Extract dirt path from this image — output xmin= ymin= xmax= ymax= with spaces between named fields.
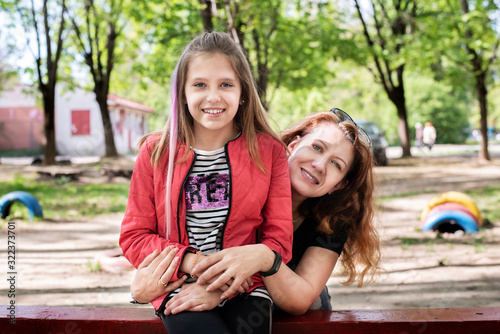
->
xmin=1 ymin=155 xmax=500 ymax=310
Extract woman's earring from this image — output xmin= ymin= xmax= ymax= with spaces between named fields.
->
xmin=240 ymin=100 xmax=245 ymax=105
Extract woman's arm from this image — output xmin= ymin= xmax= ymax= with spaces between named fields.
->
xmin=131 ymin=247 xmax=253 ymax=306
xmin=193 ymin=244 xmax=273 ymax=297
xmin=263 ymin=246 xmax=338 ymax=315
xmin=194 ymin=244 xmax=339 ymax=315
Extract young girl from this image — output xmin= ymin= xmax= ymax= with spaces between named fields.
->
xmin=131 ymin=110 xmax=381 ymax=316
xmin=119 ymin=31 xmax=293 ymax=333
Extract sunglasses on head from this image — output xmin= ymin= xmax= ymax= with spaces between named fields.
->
xmin=330 ymin=108 xmax=372 ymax=148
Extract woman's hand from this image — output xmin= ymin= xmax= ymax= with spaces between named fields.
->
xmin=130 ymin=246 xmax=187 ymax=304
xmin=192 ymin=244 xmax=274 ymax=300
xmin=164 ymin=283 xmax=222 ymax=315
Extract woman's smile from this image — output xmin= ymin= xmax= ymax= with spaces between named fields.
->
xmin=301 ymin=168 xmax=319 ymax=185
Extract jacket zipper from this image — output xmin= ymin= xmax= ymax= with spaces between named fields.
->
xmin=176 ymin=152 xmax=197 ymax=243
xmin=219 ymin=142 xmax=232 ymax=250
xmin=177 ymin=134 xmax=239 ymax=249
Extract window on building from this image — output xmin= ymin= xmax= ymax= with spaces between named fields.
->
xmin=71 ymin=110 xmax=90 ymax=135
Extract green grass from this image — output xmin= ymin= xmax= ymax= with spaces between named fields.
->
xmin=0 ymin=174 xmax=129 ymax=221
xmin=465 ymin=186 xmax=500 ymax=224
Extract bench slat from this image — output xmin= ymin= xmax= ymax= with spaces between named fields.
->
xmin=2 ymin=306 xmax=499 ymax=334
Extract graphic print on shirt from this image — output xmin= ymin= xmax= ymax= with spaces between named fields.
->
xmin=185 ymin=173 xmax=230 ymax=210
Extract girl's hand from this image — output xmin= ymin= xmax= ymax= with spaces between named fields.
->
xmin=164 ymin=283 xmax=222 ymax=315
xmin=191 ymin=244 xmax=274 ymax=299
xmin=131 ymin=246 xmax=187 ymax=304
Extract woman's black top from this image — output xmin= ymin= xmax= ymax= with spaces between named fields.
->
xmin=287 ymin=214 xmax=348 ymax=270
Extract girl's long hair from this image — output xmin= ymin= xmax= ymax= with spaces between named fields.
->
xmin=281 ymin=111 xmax=381 ymax=287
xmin=138 ymin=31 xmax=282 ymax=236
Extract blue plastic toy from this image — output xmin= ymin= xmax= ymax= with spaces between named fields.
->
xmin=421 ymin=210 xmax=479 ymax=234
xmin=0 ymin=191 xmax=43 ymax=222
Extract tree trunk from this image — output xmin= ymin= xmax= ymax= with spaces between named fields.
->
xmin=476 ymin=73 xmax=490 ymax=161
xmin=256 ymin=63 xmax=268 ymax=109
xmin=461 ymin=0 xmax=491 ymax=162
xmin=199 ymin=0 xmax=213 ymax=31
xmin=41 ymin=86 xmax=57 ymax=165
xmin=386 ymin=70 xmax=411 ymax=157
xmin=95 ymin=90 xmax=118 ymax=157
xmin=396 ymin=103 xmax=411 ymax=157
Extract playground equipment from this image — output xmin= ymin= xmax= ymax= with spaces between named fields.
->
xmin=420 ymin=191 xmax=482 ymax=234
xmin=0 ymin=191 xmax=43 ymax=222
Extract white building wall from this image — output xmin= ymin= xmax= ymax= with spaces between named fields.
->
xmin=55 ymin=85 xmax=106 ymax=156
xmin=110 ymin=109 xmax=148 ymax=155
xmin=1 ymin=84 xmax=151 ymax=156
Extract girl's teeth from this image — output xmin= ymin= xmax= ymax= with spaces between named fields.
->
xmin=204 ymin=109 xmax=223 ymax=114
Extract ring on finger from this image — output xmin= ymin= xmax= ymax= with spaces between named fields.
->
xmin=159 ymin=279 xmax=168 ymax=288
xmin=223 ymin=271 xmax=233 ymax=279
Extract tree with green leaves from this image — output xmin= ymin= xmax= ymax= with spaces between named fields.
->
xmin=119 ymin=0 xmax=342 ymax=118
xmin=69 ymin=0 xmax=127 ymax=158
xmin=351 ymin=0 xmax=418 ymax=157
xmin=3 ymin=0 xmax=70 ymax=165
xmin=418 ymin=0 xmax=499 ymax=161
xmin=458 ymin=0 xmax=498 ymax=161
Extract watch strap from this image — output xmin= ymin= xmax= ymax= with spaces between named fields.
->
xmin=259 ymin=250 xmax=282 ymax=277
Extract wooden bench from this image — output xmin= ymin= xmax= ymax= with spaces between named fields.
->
xmin=2 ymin=305 xmax=499 ymax=333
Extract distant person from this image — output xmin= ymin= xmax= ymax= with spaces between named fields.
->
xmin=423 ymin=122 xmax=437 ymax=150
xmin=415 ymin=122 xmax=423 ymax=148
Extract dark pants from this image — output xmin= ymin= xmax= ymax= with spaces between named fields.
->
xmin=159 ymin=295 xmax=272 ymax=334
xmin=318 ymin=285 xmax=332 ymax=310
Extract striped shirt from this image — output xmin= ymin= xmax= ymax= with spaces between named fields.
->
xmin=180 ymin=144 xmax=271 ymax=303
xmin=185 ymin=147 xmax=229 ymax=254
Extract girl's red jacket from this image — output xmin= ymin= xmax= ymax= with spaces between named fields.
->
xmin=119 ymin=133 xmax=293 ymax=310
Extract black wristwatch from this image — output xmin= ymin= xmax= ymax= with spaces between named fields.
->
xmin=259 ymin=250 xmax=282 ymax=277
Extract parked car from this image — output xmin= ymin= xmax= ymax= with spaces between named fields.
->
xmin=357 ymin=120 xmax=388 ymax=166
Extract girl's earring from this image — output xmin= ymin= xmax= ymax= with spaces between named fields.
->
xmin=240 ymin=100 xmax=245 ymax=105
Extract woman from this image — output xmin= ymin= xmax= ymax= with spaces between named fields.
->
xmin=130 ymin=109 xmax=381 ymax=316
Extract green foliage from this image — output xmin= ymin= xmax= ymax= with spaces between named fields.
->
xmin=86 ymin=260 xmax=102 ymax=272
xmin=2 ymin=0 xmax=499 ymax=150
xmin=259 ymin=1 xmax=344 ymax=93
xmin=417 ymin=0 xmax=499 ymax=88
xmin=406 ymin=75 xmax=471 ymax=144
xmin=0 ymin=175 xmax=130 ymax=221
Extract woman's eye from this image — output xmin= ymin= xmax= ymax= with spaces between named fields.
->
xmin=332 ymin=160 xmax=341 ymax=169
xmin=194 ymin=83 xmax=205 ymax=87
xmin=221 ymin=83 xmax=233 ymax=88
xmin=312 ymin=144 xmax=321 ymax=151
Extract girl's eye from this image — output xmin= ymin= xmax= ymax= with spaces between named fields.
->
xmin=332 ymin=160 xmax=341 ymax=170
xmin=221 ymin=83 xmax=233 ymax=88
xmin=194 ymin=83 xmax=205 ymax=87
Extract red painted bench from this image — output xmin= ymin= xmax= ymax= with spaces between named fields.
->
xmin=2 ymin=305 xmax=499 ymax=334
